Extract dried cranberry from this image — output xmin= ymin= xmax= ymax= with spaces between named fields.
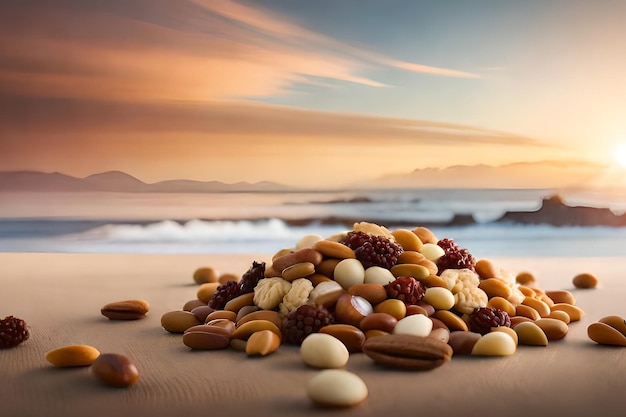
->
xmin=239 ymin=261 xmax=266 ymax=294
xmin=468 ymin=307 xmax=511 ymax=334
xmin=343 ymin=231 xmax=403 ymax=269
xmin=436 ymin=238 xmax=476 ymax=272
xmin=207 ymin=280 xmax=240 ymax=310
xmin=385 ymin=277 xmax=426 ymax=305
xmin=282 ymin=304 xmax=334 ymax=345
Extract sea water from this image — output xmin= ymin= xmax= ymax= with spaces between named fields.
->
xmin=0 ymin=189 xmax=625 ymax=257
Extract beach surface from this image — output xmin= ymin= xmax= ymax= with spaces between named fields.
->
xmin=1 ymin=253 xmax=624 ymax=417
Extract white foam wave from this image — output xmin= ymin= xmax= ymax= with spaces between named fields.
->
xmin=72 ymin=218 xmax=346 ymax=243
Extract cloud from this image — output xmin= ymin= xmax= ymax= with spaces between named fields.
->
xmin=0 ymin=0 xmax=479 ymax=105
xmin=192 ymin=0 xmax=480 ymax=79
xmin=0 ymin=94 xmax=543 ymax=148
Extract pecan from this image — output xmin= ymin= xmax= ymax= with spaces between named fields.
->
xmin=362 ymin=334 xmax=453 ymax=371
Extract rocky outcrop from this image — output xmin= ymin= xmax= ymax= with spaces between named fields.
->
xmin=496 ymin=195 xmax=626 ymax=227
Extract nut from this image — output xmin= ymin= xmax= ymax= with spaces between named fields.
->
xmin=573 ymin=272 xmax=599 ymax=289
xmin=101 ymin=299 xmax=150 ymax=320
xmin=362 ymin=334 xmax=452 ymax=370
xmin=471 ymin=332 xmax=516 ymax=356
xmin=307 ymin=370 xmax=368 ymax=408
xmin=319 ymin=324 xmax=366 ymax=353
xmin=587 ymin=322 xmax=626 ymax=347
xmin=193 ymin=267 xmax=218 ymax=284
xmin=334 ymin=294 xmax=373 ymax=327
xmin=246 ymin=329 xmax=281 ymax=356
xmin=45 ymin=345 xmax=101 ymax=367
xmin=91 ymin=353 xmax=139 ymax=388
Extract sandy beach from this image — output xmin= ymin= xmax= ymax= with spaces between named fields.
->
xmin=1 ymin=253 xmax=624 ymax=417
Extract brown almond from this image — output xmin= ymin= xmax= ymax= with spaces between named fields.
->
xmin=308 ymin=273 xmax=332 ymax=286
xmin=573 ymin=272 xmax=598 ymax=289
xmin=272 ymin=248 xmax=324 ymax=272
xmin=223 ymin=292 xmax=255 ymax=312
xmin=246 ymin=329 xmax=281 ymax=356
xmin=475 ymin=259 xmax=498 ymax=279
xmin=535 ymin=318 xmax=569 ymax=341
xmin=312 ymin=240 xmax=356 ymax=260
xmin=161 ymin=310 xmax=200 ymax=333
xmin=91 ymin=353 xmax=139 ymax=388
xmin=319 ymin=324 xmax=366 ymax=353
xmin=522 ymin=297 xmax=551 ymax=318
xmin=193 ymin=267 xmax=218 ymax=284
xmin=548 ymin=310 xmax=571 ymax=324
xmin=397 ymin=251 xmax=426 ymax=265
xmin=348 ymin=283 xmax=388 ymax=305
xmin=45 ymin=345 xmax=101 ymax=367
xmin=359 ymin=312 xmax=398 ymax=333
xmin=204 ymin=310 xmax=237 ymax=323
xmin=363 ymin=334 xmax=452 ymax=370
xmin=478 ymin=278 xmax=512 ymax=299
xmin=545 ymin=290 xmax=576 ymax=305
xmin=183 ymin=324 xmax=232 ymax=349
xmin=390 ymin=264 xmax=430 ymax=280
xmin=315 ymin=258 xmax=341 ymax=279
xmin=282 ymin=262 xmax=315 ymax=281
xmin=515 ymin=271 xmax=536 ymax=285
xmin=448 ymin=331 xmax=481 ymax=355
xmin=432 ymin=310 xmax=468 ymax=332
xmin=236 ymin=310 xmax=283 ymax=329
xmin=550 ymin=303 xmax=584 ymax=322
xmin=391 ymin=229 xmax=423 ymax=252
xmin=517 ymin=285 xmax=536 ymax=298
xmin=418 ymin=274 xmax=447 ymax=288
xmin=182 ymin=299 xmax=206 ymax=312
xmin=231 ymin=319 xmax=281 ymax=341
xmin=515 ymin=304 xmax=541 ymax=321
xmin=487 ymin=296 xmax=516 ymax=318
xmin=587 ymin=322 xmax=626 ymax=346
xmin=196 ymin=282 xmax=220 ymax=303
xmin=101 ymin=299 xmax=150 ymax=320
xmin=365 ymin=329 xmax=390 ymax=339
xmin=412 ymin=227 xmax=437 ymax=244
xmin=598 ymin=315 xmax=626 ymax=336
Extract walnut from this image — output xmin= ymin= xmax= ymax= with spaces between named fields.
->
xmin=279 ymin=278 xmax=314 ymax=316
xmin=494 ymin=266 xmax=525 ymax=306
xmin=253 ymin=277 xmax=292 ymax=310
xmin=440 ymin=268 xmax=488 ymax=314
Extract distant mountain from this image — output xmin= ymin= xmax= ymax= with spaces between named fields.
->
xmin=0 ymin=171 xmax=293 ymax=193
xmin=355 ymin=160 xmax=619 ymax=189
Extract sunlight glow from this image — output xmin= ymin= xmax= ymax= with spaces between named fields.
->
xmin=615 ymin=143 xmax=626 ymax=168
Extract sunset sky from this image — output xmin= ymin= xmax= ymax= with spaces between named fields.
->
xmin=2 ymin=0 xmax=626 ymax=187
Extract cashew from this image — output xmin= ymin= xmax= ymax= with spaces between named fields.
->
xmin=440 ymin=268 xmax=488 ymax=314
xmin=279 ymin=278 xmax=314 ymax=316
xmin=253 ymin=277 xmax=292 ymax=310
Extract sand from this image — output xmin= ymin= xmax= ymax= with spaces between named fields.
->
xmin=1 ymin=253 xmax=625 ymax=417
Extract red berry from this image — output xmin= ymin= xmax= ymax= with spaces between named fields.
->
xmin=0 ymin=316 xmax=30 ymax=349
xmin=282 ymin=304 xmax=334 ymax=345
xmin=343 ymin=231 xmax=403 ymax=269
xmin=468 ymin=307 xmax=511 ymax=334
xmin=436 ymin=238 xmax=476 ymax=272
xmin=385 ymin=277 xmax=426 ymax=305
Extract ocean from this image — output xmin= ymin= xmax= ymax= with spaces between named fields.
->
xmin=0 ymin=188 xmax=625 ymax=257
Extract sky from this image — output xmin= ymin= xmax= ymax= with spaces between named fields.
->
xmin=1 ymin=0 xmax=626 ymax=187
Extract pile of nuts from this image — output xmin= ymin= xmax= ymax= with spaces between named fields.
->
xmin=159 ymin=221 xmax=625 ymax=407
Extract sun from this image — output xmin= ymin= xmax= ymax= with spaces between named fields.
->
xmin=615 ymin=143 xmax=626 ymax=168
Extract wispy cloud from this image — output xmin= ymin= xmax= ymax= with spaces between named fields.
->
xmin=1 ymin=94 xmax=543 ymax=148
xmin=193 ymin=0 xmax=480 ymax=79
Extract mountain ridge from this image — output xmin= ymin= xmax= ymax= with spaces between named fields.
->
xmin=0 ymin=170 xmax=294 ymax=193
